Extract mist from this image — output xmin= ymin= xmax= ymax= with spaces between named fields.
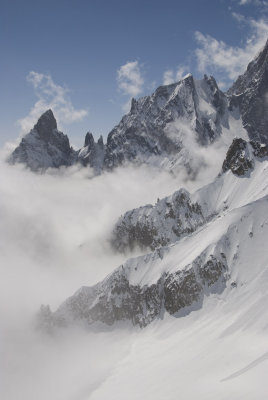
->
xmin=0 ymin=142 xmax=229 ymax=400
xmin=0 ymin=156 xmax=187 ymax=400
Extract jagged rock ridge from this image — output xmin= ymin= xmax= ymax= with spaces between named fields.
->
xmin=112 ymin=188 xmax=205 ymax=252
xmin=9 ymin=75 xmax=233 ymax=172
xmin=38 ymin=250 xmax=228 ymax=329
xmin=9 ymin=41 xmax=268 ymax=172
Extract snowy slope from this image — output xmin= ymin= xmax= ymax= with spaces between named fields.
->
xmin=39 ymin=141 xmax=268 ymax=329
xmin=85 ymin=202 xmax=268 ymax=399
xmin=112 ymin=139 xmax=268 ymax=252
xmin=2 ymin=150 xmax=268 ymax=400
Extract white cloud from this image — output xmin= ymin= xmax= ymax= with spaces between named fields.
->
xmin=163 ymin=65 xmax=188 ymax=85
xmin=163 ymin=70 xmax=174 ymax=85
xmin=239 ymin=0 xmax=253 ymax=4
xmin=231 ymin=11 xmax=247 ymax=23
xmin=117 ymin=61 xmax=144 ymax=112
xmin=117 ymin=61 xmax=144 ymax=97
xmin=0 ymin=156 xmax=184 ymax=399
xmin=195 ymin=17 xmax=268 ymax=87
xmin=19 ymin=72 xmax=88 ymax=133
xmin=238 ymin=0 xmax=268 ymax=6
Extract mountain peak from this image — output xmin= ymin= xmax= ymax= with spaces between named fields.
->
xmin=84 ymin=132 xmax=94 ymax=148
xmin=34 ymin=109 xmax=57 ymax=141
xmin=8 ymin=108 xmax=74 ymax=171
xmin=247 ymin=38 xmax=268 ymax=72
xmin=97 ymin=135 xmax=104 ymax=147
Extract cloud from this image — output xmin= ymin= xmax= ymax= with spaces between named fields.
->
xmin=163 ymin=65 xmax=188 ymax=85
xmin=117 ymin=61 xmax=144 ymax=97
xmin=237 ymin=0 xmax=268 ymax=6
xmin=195 ymin=17 xmax=268 ymax=88
xmin=19 ymin=71 xmax=88 ymax=133
xmin=0 ymin=155 xmax=187 ymax=399
xmin=117 ymin=61 xmax=144 ymax=112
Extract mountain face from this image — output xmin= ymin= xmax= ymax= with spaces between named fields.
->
xmin=228 ymin=40 xmax=268 ymax=144
xmin=9 ymin=110 xmax=76 ymax=171
xmin=102 ymin=74 xmax=229 ymax=172
xmin=37 ymin=139 xmax=268 ymax=329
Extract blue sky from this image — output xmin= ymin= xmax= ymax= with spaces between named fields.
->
xmin=1 ymin=0 xmax=268 ymax=147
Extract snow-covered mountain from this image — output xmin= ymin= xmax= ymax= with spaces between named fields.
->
xmin=8 ymin=73 xmax=240 ymax=174
xmin=37 ymin=138 xmax=268 ymax=329
xmin=4 ymin=39 xmax=268 ymax=400
xmin=101 ymin=73 xmax=230 ymax=173
xmin=111 ymin=138 xmax=268 ymax=253
xmin=10 ymin=40 xmax=268 ymax=174
xmin=9 ymin=110 xmax=77 ymax=171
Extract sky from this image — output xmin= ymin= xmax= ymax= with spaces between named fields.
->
xmin=1 ymin=0 xmax=268 ymax=148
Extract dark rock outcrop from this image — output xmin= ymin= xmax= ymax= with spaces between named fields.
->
xmin=222 ymin=138 xmax=254 ymax=176
xmin=222 ymin=138 xmax=268 ymax=176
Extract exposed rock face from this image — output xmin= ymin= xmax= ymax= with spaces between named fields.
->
xmin=222 ymin=138 xmax=254 ymax=176
xmin=112 ymin=189 xmax=205 ymax=252
xmin=228 ymin=39 xmax=268 ymax=144
xmin=164 ymin=253 xmax=227 ymax=314
xmin=78 ymin=132 xmax=104 ymax=172
xmin=38 ymin=251 xmax=227 ymax=329
xmin=103 ymin=74 xmax=228 ymax=171
xmin=250 ymin=140 xmax=268 ymax=158
xmin=9 ymin=110 xmax=76 ymax=171
xmin=222 ymin=138 xmax=268 ymax=176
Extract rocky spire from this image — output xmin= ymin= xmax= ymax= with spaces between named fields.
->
xmin=8 ymin=109 xmax=75 ymax=171
xmin=34 ymin=109 xmax=57 ymax=141
xmin=84 ymin=132 xmax=95 ymax=148
xmin=97 ymin=135 xmax=104 ymax=147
